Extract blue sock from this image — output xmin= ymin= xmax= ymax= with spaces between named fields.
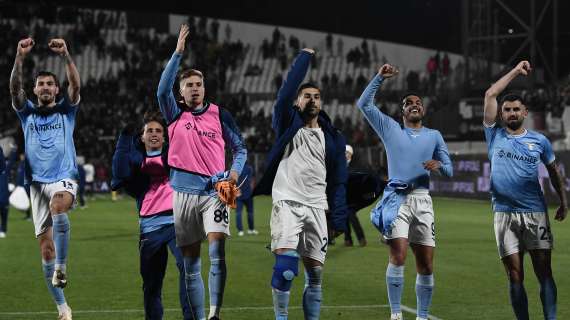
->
xmin=183 ymin=256 xmax=206 ymax=320
xmin=42 ymin=259 xmax=66 ymax=306
xmin=208 ymin=240 xmax=226 ymax=318
xmin=272 ymin=289 xmax=290 ymax=320
xmin=386 ymin=263 xmax=404 ymax=314
xmin=539 ymin=278 xmax=557 ymax=320
xmin=303 ymin=266 xmax=323 ymax=320
xmin=509 ymin=282 xmax=529 ymax=320
xmin=52 ymin=213 xmax=70 ymax=272
xmin=416 ymin=274 xmax=434 ymax=319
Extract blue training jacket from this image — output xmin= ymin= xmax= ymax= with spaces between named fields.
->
xmin=111 ymin=131 xmax=171 ymax=214
xmin=253 ymin=51 xmax=348 ymax=231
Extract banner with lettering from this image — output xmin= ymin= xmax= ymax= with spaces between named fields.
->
xmin=430 ymin=152 xmax=570 ymax=205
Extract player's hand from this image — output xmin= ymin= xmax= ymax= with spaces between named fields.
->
xmin=302 ymin=48 xmax=315 ymax=55
xmin=229 ymin=170 xmax=239 ymax=185
xmin=16 ymin=38 xmax=34 ymax=57
xmin=378 ymin=64 xmax=399 ymax=78
xmin=48 ymin=39 xmax=69 ymax=56
xmin=514 ymin=60 xmax=531 ymax=76
xmin=423 ymin=160 xmax=441 ymax=172
xmin=554 ymin=205 xmax=567 ymax=221
xmin=176 ymin=24 xmax=190 ymax=54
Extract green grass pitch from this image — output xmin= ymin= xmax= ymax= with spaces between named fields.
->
xmin=0 ymin=195 xmax=568 ymax=319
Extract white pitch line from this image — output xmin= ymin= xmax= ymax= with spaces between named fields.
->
xmin=401 ymin=305 xmax=443 ymax=320
xmin=0 ymin=304 xmax=442 ymax=319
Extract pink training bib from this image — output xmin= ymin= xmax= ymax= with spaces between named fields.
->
xmin=139 ymin=156 xmax=173 ymax=216
xmin=168 ymin=103 xmax=226 ymax=176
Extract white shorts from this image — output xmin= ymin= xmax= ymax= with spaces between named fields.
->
xmin=30 ymin=179 xmax=78 ymax=237
xmin=173 ymin=192 xmax=230 ymax=247
xmin=270 ymin=200 xmax=328 ymax=264
xmin=494 ymin=212 xmax=553 ymax=258
xmin=384 ymin=189 xmax=435 ymax=247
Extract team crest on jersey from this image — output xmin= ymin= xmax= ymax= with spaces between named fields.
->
xmin=526 ymin=143 xmax=535 ymax=150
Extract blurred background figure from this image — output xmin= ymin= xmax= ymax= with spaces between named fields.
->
xmin=76 ymin=156 xmax=87 ymax=209
xmin=235 ymin=163 xmax=257 ymax=236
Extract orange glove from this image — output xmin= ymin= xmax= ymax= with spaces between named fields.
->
xmin=214 ymin=180 xmax=239 ymax=209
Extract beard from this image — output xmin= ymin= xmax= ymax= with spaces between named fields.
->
xmin=300 ymin=101 xmax=319 ymax=121
xmin=38 ymin=94 xmax=55 ymax=105
xmin=505 ymin=118 xmax=524 ymax=131
xmin=405 ymin=112 xmax=422 ymax=123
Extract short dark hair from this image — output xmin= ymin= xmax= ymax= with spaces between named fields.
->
xmin=179 ymin=69 xmax=204 ymax=83
xmin=34 ymin=71 xmax=59 ymax=87
xmin=143 ymin=110 xmax=166 ymax=129
xmin=400 ymin=92 xmax=422 ymax=105
xmin=297 ymin=82 xmax=320 ymax=96
xmin=500 ymin=92 xmax=525 ymax=106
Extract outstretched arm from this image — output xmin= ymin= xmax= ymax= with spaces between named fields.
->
xmin=484 ymin=61 xmax=531 ymax=125
xmin=10 ymin=38 xmax=34 ymax=110
xmin=49 ymin=39 xmax=80 ymax=105
xmin=157 ymin=24 xmax=189 ymax=123
xmin=546 ymin=161 xmax=568 ymax=221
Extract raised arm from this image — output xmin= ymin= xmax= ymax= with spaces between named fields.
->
xmin=356 ymin=64 xmax=400 ymax=138
xmin=157 ymin=24 xmax=189 ymax=123
xmin=49 ymin=39 xmax=80 ymax=104
xmin=272 ymin=48 xmax=313 ymax=137
xmin=111 ymin=124 xmax=143 ymax=192
xmin=10 ymin=38 xmax=34 ymax=110
xmin=484 ymin=61 xmax=531 ymax=125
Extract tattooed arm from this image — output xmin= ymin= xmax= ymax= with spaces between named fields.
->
xmin=10 ymin=38 xmax=34 ymax=110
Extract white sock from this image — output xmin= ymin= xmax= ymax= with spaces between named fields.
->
xmin=56 ymin=303 xmax=69 ymax=313
xmin=208 ymin=305 xmax=220 ymax=318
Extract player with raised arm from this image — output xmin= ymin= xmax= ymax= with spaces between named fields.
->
xmin=357 ymin=64 xmax=453 ymax=320
xmin=157 ymin=24 xmax=247 ymax=320
xmin=253 ymin=48 xmax=348 ymax=320
xmin=10 ymin=37 xmax=80 ymax=320
xmin=483 ymin=61 xmax=567 ymax=320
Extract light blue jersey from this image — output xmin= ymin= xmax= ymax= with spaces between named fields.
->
xmin=484 ymin=124 xmax=554 ymax=213
xmin=357 ymin=74 xmax=453 ymax=189
xmin=16 ymin=98 xmax=79 ymax=183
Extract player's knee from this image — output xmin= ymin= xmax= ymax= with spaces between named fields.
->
xmin=181 ymin=242 xmax=201 ymax=258
xmin=50 ymin=196 xmax=72 ymax=214
xmin=40 ymin=240 xmax=55 ymax=260
xmin=271 ymin=251 xmax=299 ymax=291
xmin=389 ymin=253 xmax=406 ymax=266
xmin=507 ymin=269 xmax=524 ymax=283
xmin=305 ymin=266 xmax=323 ymax=287
xmin=417 ymin=263 xmax=433 ymax=275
